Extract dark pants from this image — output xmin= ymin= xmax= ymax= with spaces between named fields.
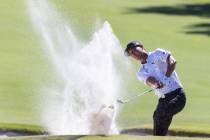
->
xmin=153 ymin=88 xmax=186 ymax=136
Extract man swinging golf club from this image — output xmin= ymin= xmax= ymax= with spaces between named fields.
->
xmin=124 ymin=41 xmax=186 ymax=136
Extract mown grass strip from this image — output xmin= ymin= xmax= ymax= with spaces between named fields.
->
xmin=0 ymin=135 xmax=83 ymax=140
xmin=1 ymin=135 xmax=210 ymax=140
xmin=0 ymin=123 xmax=46 ymax=135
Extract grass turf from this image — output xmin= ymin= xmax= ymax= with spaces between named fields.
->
xmin=1 ymin=135 xmax=210 ymax=140
xmin=0 ymin=123 xmax=45 ymax=134
xmin=0 ymin=0 xmax=210 ymax=137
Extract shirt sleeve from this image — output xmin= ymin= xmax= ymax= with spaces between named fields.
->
xmin=155 ymin=48 xmax=171 ymax=62
xmin=137 ymin=68 xmax=149 ymax=85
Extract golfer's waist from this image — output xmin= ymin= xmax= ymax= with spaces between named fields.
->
xmin=161 ymin=88 xmax=184 ymax=99
xmin=155 ymin=83 xmax=182 ymax=93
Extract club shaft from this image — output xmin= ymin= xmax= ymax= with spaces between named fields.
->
xmin=123 ymin=88 xmax=154 ymax=103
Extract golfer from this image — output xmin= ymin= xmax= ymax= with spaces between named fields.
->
xmin=124 ymin=41 xmax=186 ymax=136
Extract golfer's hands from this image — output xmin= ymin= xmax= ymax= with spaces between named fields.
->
xmin=146 ymin=77 xmax=164 ymax=89
xmin=154 ymin=81 xmax=164 ymax=89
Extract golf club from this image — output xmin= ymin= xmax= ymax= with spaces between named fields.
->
xmin=117 ymin=88 xmax=155 ymax=104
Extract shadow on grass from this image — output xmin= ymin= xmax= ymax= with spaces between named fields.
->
xmin=125 ymin=3 xmax=210 ymax=18
xmin=185 ymin=23 xmax=210 ymax=37
xmin=125 ymin=3 xmax=210 ymax=37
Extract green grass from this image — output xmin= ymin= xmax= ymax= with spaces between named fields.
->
xmin=0 ymin=0 xmax=49 ymax=125
xmin=79 ymin=135 xmax=210 ymax=140
xmin=2 ymin=135 xmax=210 ymax=140
xmin=0 ymin=123 xmax=45 ymax=134
xmin=0 ymin=0 xmax=210 ymax=137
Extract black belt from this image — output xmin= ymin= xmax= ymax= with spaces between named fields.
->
xmin=163 ymin=88 xmax=183 ymax=99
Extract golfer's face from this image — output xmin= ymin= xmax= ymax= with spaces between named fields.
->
xmin=129 ymin=47 xmax=144 ymax=60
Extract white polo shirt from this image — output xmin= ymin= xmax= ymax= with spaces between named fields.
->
xmin=137 ymin=48 xmax=183 ymax=97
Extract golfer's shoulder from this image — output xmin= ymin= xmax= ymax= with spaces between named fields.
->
xmin=152 ymin=48 xmax=169 ymax=57
xmin=154 ymin=48 xmax=167 ymax=54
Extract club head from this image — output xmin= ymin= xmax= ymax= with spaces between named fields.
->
xmin=117 ymin=99 xmax=126 ymax=104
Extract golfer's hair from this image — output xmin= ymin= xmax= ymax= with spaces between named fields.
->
xmin=124 ymin=41 xmax=143 ymax=56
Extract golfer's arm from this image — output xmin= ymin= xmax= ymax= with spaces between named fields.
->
xmin=165 ymin=55 xmax=176 ymax=77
